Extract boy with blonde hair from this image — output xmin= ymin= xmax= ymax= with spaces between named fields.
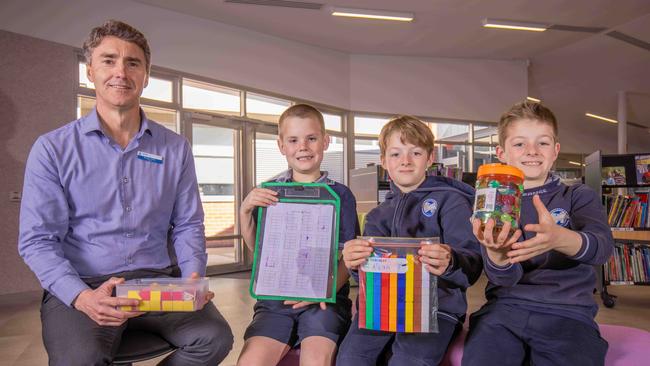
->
xmin=464 ymin=101 xmax=614 ymax=366
xmin=238 ymin=104 xmax=358 ymax=366
xmin=338 ymin=116 xmax=482 ymax=365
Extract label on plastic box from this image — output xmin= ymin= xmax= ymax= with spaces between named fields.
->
xmin=474 ymin=187 xmax=497 ymax=212
xmin=362 ymin=257 xmax=408 ymax=273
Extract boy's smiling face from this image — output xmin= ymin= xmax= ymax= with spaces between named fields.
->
xmin=497 ymin=118 xmax=560 ymax=189
xmin=277 ymin=116 xmax=329 ymax=182
xmin=381 ymin=131 xmax=434 ymax=193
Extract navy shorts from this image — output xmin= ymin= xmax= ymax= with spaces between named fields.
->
xmin=336 ymin=311 xmax=461 ymax=366
xmin=244 ymin=285 xmax=352 ymax=346
xmin=462 ymin=303 xmax=608 ymax=366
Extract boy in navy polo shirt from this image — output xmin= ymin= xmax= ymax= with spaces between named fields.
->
xmin=237 ymin=104 xmax=358 ymax=366
xmin=337 ymin=116 xmax=482 ymax=366
xmin=463 ymin=101 xmax=614 ymax=366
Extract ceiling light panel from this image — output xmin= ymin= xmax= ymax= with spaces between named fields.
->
xmin=331 ymin=7 xmax=414 ymax=22
xmin=482 ymin=18 xmax=548 ymax=32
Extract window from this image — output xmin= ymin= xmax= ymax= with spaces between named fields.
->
xmin=322 ymin=136 xmax=344 ymax=183
xmin=355 ymin=139 xmax=381 ymax=169
xmin=323 ymin=112 xmax=342 ymax=132
xmin=246 ymin=93 xmax=291 ymax=123
xmin=354 ymin=116 xmax=389 ymax=137
xmin=474 ymin=125 xmax=499 ymax=144
xmin=255 ymin=132 xmax=287 ymax=185
xmin=428 ymin=121 xmax=469 ymax=142
xmin=474 ymin=145 xmax=498 ymax=168
xmin=182 ymin=79 xmax=240 ymax=116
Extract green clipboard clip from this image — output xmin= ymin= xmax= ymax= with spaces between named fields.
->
xmin=249 ymin=182 xmax=341 ymax=303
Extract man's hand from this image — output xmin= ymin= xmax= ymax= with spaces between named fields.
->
xmin=191 ymin=272 xmax=214 ymax=310
xmin=241 ymin=188 xmax=278 ymax=215
xmin=342 ymin=239 xmax=373 ymax=270
xmin=73 ymin=277 xmax=142 ymax=326
xmin=283 ymin=300 xmax=327 ymax=310
xmin=418 ymin=242 xmax=452 ymax=275
xmin=507 ymin=194 xmax=581 ymax=263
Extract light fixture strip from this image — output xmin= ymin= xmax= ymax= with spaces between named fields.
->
xmin=585 ymin=113 xmax=618 ymax=124
xmin=568 ymin=161 xmax=583 ymax=166
xmin=331 ymin=7 xmax=414 ymax=22
xmin=482 ymin=18 xmax=548 ymax=32
xmin=526 ymin=96 xmax=541 ymax=103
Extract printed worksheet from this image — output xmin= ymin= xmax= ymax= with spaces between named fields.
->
xmin=255 ymin=202 xmax=334 ymax=298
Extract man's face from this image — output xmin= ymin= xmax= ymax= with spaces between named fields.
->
xmin=381 ymin=132 xmax=434 ymax=193
xmin=496 ymin=118 xmax=560 ymax=188
xmin=87 ymin=36 xmax=148 ymax=111
xmin=277 ymin=116 xmax=329 ymax=177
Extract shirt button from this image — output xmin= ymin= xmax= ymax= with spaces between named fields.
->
xmin=122 ymin=177 xmax=129 ymax=184
xmin=125 ymin=232 xmax=134 ymax=238
xmin=125 ymin=206 xmax=132 ymax=212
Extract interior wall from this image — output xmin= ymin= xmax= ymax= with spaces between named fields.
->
xmin=0 ymin=30 xmax=77 ymax=295
xmin=350 ymin=55 xmax=528 ymax=121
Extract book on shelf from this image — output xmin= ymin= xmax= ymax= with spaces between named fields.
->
xmin=635 ymin=155 xmax=650 ymax=185
xmin=603 ymin=192 xmax=650 ymax=229
xmin=604 ymin=244 xmax=650 ymax=284
xmin=427 ymin=162 xmax=462 ymax=180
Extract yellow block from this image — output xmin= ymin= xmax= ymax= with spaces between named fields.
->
xmin=120 ymin=305 xmax=132 ymax=311
xmin=150 ymin=291 xmax=161 ymax=302
xmin=127 ymin=291 xmax=141 ymax=300
xmin=172 ymin=301 xmax=183 ymax=311
xmin=389 ymin=256 xmax=397 ymax=332
xmin=162 ymin=301 xmax=174 ymax=311
xmin=138 ymin=301 xmax=151 ymax=311
xmin=181 ymin=300 xmax=194 ymax=311
xmin=405 ymin=254 xmax=414 ymax=332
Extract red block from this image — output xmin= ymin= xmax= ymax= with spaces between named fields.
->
xmin=139 ymin=290 xmax=150 ymax=300
xmin=172 ymin=291 xmax=183 ymax=300
xmin=381 ymin=273 xmax=389 ymax=331
xmin=161 ymin=291 xmax=172 ymax=301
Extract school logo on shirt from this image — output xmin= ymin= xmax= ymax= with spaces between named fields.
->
xmin=550 ymin=208 xmax=570 ymax=227
xmin=422 ymin=198 xmax=438 ymax=218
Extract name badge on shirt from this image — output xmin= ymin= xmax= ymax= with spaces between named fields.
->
xmin=137 ymin=151 xmax=164 ymax=164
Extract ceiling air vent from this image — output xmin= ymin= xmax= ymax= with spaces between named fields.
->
xmin=224 ymin=0 xmax=323 ymax=10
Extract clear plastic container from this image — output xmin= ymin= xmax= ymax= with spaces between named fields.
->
xmin=473 ymin=163 xmax=525 ymax=238
xmin=357 ymin=236 xmax=439 ymax=333
xmin=116 ymin=277 xmax=209 ymax=312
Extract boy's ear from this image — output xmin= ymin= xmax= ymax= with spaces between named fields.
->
xmin=276 ymin=137 xmax=286 ymax=156
xmin=323 ymin=133 xmax=330 ymax=151
xmin=496 ymin=145 xmax=507 ymax=163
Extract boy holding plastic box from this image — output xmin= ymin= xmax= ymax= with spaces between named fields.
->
xmin=338 ymin=116 xmax=482 ymax=366
xmin=463 ymin=101 xmax=614 ymax=366
xmin=238 ymin=104 xmax=359 ymax=366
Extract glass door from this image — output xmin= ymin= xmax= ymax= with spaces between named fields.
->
xmin=189 ymin=116 xmax=248 ymax=274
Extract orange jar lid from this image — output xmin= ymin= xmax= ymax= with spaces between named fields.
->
xmin=477 ymin=163 xmax=524 ymax=180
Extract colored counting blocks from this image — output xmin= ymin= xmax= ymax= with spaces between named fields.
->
xmin=358 ymin=238 xmax=439 ymax=333
xmin=117 ymin=277 xmax=209 ymax=312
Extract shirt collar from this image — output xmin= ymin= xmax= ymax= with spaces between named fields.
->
xmin=272 ymin=169 xmax=333 ymax=185
xmin=81 ymin=107 xmax=153 ymax=138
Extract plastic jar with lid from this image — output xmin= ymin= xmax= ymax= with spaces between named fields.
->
xmin=472 ymin=163 xmax=525 ymax=238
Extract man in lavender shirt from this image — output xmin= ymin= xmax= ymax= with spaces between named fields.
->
xmin=18 ymin=20 xmax=232 ymax=365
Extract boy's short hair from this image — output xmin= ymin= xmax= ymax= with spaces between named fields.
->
xmin=278 ymin=104 xmax=326 ymax=136
xmin=83 ymin=20 xmax=151 ymax=73
xmin=379 ymin=116 xmax=435 ymax=157
xmin=498 ymin=101 xmax=558 ymax=146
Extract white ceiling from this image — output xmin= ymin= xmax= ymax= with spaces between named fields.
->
xmin=135 ymin=0 xmax=650 ymax=153
xmin=137 ymin=0 xmax=650 ymax=59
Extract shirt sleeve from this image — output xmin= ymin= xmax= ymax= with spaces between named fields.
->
xmin=18 ymin=137 xmax=89 ymax=306
xmin=567 ymin=185 xmax=614 ymax=265
xmin=169 ymin=140 xmax=207 ymax=277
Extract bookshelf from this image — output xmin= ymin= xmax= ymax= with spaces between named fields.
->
xmin=585 ymin=150 xmax=650 ymax=308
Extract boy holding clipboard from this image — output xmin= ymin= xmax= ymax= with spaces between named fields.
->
xmin=238 ymin=104 xmax=359 ymax=366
